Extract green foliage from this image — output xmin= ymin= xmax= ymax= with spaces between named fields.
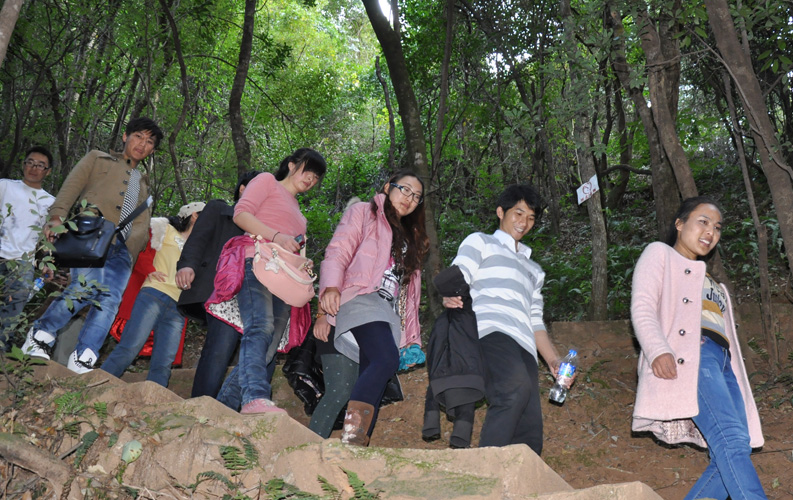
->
xmin=73 ymin=430 xmax=100 ymax=468
xmin=54 ymin=391 xmax=87 ymax=419
xmin=342 ymin=469 xmax=379 ymax=500
xmin=1 ymin=346 xmax=47 ymax=409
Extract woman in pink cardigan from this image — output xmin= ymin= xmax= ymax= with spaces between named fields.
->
xmin=631 ymin=196 xmax=765 ymax=500
xmin=316 ymin=170 xmax=428 ymax=445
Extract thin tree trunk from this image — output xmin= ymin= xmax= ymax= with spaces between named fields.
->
xmin=229 ymin=0 xmax=255 ymax=177
xmin=561 ymin=0 xmax=608 ymax=320
xmin=723 ymin=73 xmax=777 ymax=371
xmin=0 ymin=0 xmax=24 ymax=69
xmin=431 ymin=0 xmax=454 ymax=173
xmin=158 ymin=0 xmax=188 ymax=204
xmin=375 ymin=56 xmax=396 ymax=172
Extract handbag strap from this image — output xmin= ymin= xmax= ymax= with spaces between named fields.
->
xmin=115 ymin=196 xmax=153 ymax=239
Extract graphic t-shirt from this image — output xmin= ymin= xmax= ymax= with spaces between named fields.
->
xmin=701 ymin=274 xmax=729 ymax=349
xmin=0 ymin=179 xmax=54 ymax=260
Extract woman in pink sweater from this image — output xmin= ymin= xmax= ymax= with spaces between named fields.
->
xmin=631 ymin=196 xmax=765 ymax=500
xmin=317 ymin=170 xmax=428 ymax=445
xmin=214 ymin=148 xmax=326 ymax=414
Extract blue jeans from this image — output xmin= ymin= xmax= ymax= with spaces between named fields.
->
xmin=0 ymin=259 xmax=35 ymax=351
xmin=34 ymin=238 xmax=132 ymax=357
xmin=191 ymin=314 xmax=241 ymax=398
xmin=684 ymin=336 xmax=766 ymax=500
xmin=100 ymin=287 xmax=185 ymax=387
xmin=216 ymin=258 xmax=289 ymax=409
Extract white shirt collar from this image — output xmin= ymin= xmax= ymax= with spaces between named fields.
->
xmin=493 ymin=229 xmax=532 ymax=259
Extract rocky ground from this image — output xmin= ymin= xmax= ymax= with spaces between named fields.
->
xmin=1 ymin=302 xmax=792 ymax=499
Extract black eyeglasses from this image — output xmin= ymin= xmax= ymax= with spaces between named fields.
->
xmin=24 ymin=159 xmax=50 ymax=171
xmin=390 ymin=183 xmax=424 ymax=204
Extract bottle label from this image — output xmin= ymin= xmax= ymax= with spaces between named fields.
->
xmin=557 ymin=362 xmax=575 ymax=389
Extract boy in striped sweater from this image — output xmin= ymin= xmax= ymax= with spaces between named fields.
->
xmin=443 ymin=184 xmax=562 ymax=454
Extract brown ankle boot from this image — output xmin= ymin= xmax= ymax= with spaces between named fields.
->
xmin=341 ymin=400 xmax=375 ymax=446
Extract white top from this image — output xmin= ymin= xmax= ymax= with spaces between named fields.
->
xmin=0 ymin=179 xmax=55 ymax=260
xmin=451 ymin=229 xmax=547 ymax=360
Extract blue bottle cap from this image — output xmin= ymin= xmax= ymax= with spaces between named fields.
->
xmin=568 ymin=349 xmax=577 ymax=356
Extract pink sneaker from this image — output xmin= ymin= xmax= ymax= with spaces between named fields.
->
xmin=240 ymin=398 xmax=287 ymax=415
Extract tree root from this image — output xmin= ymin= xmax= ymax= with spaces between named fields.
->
xmin=0 ymin=432 xmax=72 ymax=498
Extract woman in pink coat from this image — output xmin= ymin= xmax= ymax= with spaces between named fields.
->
xmin=316 ymin=170 xmax=428 ymax=445
xmin=631 ymin=196 xmax=766 ymax=500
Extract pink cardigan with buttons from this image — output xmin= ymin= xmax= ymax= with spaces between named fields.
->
xmin=319 ymin=194 xmax=422 ymax=347
xmin=631 ymin=242 xmax=763 ymax=448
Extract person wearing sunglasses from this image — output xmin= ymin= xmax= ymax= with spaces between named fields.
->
xmin=0 ymin=146 xmax=55 ymax=351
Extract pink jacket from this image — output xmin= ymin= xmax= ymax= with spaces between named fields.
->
xmin=319 ymin=194 xmax=422 ymax=347
xmin=631 ymin=242 xmax=763 ymax=448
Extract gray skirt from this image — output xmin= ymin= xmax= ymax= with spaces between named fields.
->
xmin=334 ymin=292 xmax=401 ymax=363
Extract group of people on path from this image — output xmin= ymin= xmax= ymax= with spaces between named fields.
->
xmin=1 ymin=116 xmax=768 ymax=498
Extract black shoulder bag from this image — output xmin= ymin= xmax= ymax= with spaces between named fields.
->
xmin=52 ymin=197 xmax=152 ymax=268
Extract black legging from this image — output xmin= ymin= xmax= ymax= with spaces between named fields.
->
xmin=348 ymin=321 xmax=399 ymax=406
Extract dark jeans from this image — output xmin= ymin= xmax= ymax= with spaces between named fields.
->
xmin=191 ymin=314 xmax=241 ymax=398
xmin=479 ymin=332 xmax=543 ymax=454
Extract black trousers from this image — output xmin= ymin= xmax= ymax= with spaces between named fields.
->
xmin=479 ymin=332 xmax=543 ymax=455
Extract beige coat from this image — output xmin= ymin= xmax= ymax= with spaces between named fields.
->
xmin=631 ymin=242 xmax=763 ymax=448
xmin=49 ymin=150 xmax=151 ymax=261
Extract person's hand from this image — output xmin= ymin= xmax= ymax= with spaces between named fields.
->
xmin=320 ymin=287 xmax=341 ymax=316
xmin=549 ymin=357 xmax=561 ymax=378
xmin=651 ymin=353 xmax=678 ymax=380
xmin=314 ymin=314 xmax=331 ymax=342
xmin=442 ymin=296 xmax=463 ymax=309
xmin=148 ymin=271 xmax=167 ymax=282
xmin=42 ymin=266 xmax=55 ymax=281
xmin=44 ymin=216 xmax=63 ymax=243
xmin=272 ymin=232 xmax=300 ymax=253
xmin=175 ymin=267 xmax=195 ymax=290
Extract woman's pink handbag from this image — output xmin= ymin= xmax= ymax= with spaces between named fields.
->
xmin=252 ymin=237 xmax=316 ymax=307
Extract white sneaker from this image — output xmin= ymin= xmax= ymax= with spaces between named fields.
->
xmin=21 ymin=327 xmax=55 ymax=360
xmin=67 ymin=348 xmax=98 ymax=374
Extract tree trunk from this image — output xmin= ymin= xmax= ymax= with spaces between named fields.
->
xmin=229 ymin=0 xmax=255 ymax=177
xmin=0 ymin=0 xmax=24 ymax=69
xmin=607 ymin=5 xmax=679 ymax=239
xmin=704 ymin=0 xmax=793 ymax=275
xmin=561 ymin=0 xmax=608 ymax=320
xmin=431 ymin=0 xmax=454 ymax=173
xmin=635 ymin=7 xmax=698 ymax=199
xmin=723 ymin=72 xmax=776 ymax=371
xmin=362 ymin=0 xmax=443 ymax=319
xmin=158 ymin=0 xmax=188 ymax=204
xmin=375 ymin=56 xmax=396 ymax=172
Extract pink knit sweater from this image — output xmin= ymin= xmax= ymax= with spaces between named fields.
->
xmin=631 ymin=242 xmax=763 ymax=448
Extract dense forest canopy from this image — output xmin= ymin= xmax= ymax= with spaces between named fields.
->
xmin=1 ymin=0 xmax=792 ymax=363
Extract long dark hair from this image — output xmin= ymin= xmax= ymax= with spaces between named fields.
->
xmin=371 ymin=169 xmax=430 ymax=277
xmin=234 ymin=170 xmax=259 ymax=203
xmin=274 ymin=148 xmax=327 ymax=181
xmin=664 ymin=196 xmax=722 ymax=262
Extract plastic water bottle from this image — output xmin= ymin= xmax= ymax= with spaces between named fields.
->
xmin=28 ymin=277 xmax=45 ymax=300
xmin=549 ymin=349 xmax=578 ymax=404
